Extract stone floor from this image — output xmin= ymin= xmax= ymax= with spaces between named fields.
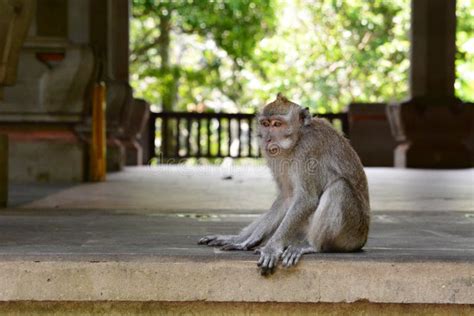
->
xmin=1 ymin=166 xmax=473 ymax=306
xmin=0 ymin=208 xmax=472 ymax=263
xmin=10 ymin=166 xmax=474 ymax=212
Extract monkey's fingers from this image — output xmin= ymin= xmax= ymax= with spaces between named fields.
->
xmin=259 ymin=259 xmax=277 ymax=276
xmin=258 ymin=254 xmax=278 ymax=276
xmin=282 ymin=254 xmax=293 ymax=267
xmin=282 ymin=252 xmax=300 ymax=268
xmin=268 ymin=257 xmax=276 ymax=269
xmin=282 ymin=247 xmax=304 ymax=268
xmin=197 ymin=235 xmax=217 ymax=245
xmin=197 ymin=238 xmax=209 ymax=245
xmin=257 ymin=254 xmax=264 ymax=266
xmin=207 ymin=239 xmax=227 ymax=247
xmin=260 ymin=266 xmax=275 ymax=276
xmin=291 ymin=253 xmax=302 ymax=266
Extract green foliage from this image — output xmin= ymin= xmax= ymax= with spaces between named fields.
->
xmin=244 ymin=0 xmax=410 ymax=113
xmin=131 ymin=0 xmax=276 ymax=111
xmin=456 ymin=0 xmax=474 ymax=102
xmin=131 ymin=0 xmax=474 ymax=114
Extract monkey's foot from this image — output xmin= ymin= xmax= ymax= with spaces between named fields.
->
xmin=256 ymin=245 xmax=283 ymax=276
xmin=197 ymin=235 xmax=238 ymax=247
xmin=220 ymin=243 xmax=248 ymax=251
xmin=281 ymin=244 xmax=315 ymax=268
xmin=220 ymin=235 xmax=263 ymax=251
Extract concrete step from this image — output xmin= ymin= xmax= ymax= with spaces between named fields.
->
xmin=0 ymin=209 xmax=472 ymax=307
xmin=2 ymin=167 xmax=473 ymax=314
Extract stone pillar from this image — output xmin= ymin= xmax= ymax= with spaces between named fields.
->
xmin=107 ymin=0 xmax=129 ymax=82
xmin=120 ymin=98 xmax=150 ymax=166
xmin=0 ymin=0 xmax=35 ymax=86
xmin=68 ymin=0 xmax=90 ymax=45
xmin=105 ymin=0 xmax=136 ymax=171
xmin=89 ymin=0 xmax=148 ymax=172
xmin=106 ymin=0 xmax=131 ymax=128
xmin=0 ymin=135 xmax=7 ymax=207
xmin=0 ymin=0 xmax=35 ymax=200
xmin=0 ymin=0 xmax=147 ymax=182
xmin=387 ymin=0 xmax=473 ymax=168
xmin=409 ymin=0 xmax=456 ymax=98
xmin=0 ymin=0 xmax=94 ymax=182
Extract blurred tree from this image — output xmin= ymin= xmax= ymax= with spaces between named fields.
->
xmin=456 ymin=0 xmax=474 ymax=102
xmin=243 ymin=0 xmax=410 ymax=113
xmin=131 ymin=0 xmax=473 ymax=114
xmin=131 ymin=0 xmax=276 ymax=112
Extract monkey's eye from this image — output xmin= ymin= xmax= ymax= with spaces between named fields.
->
xmin=272 ymin=121 xmax=282 ymax=127
xmin=261 ymin=120 xmax=270 ymax=127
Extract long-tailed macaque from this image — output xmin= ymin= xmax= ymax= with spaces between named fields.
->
xmin=199 ymin=93 xmax=370 ymax=275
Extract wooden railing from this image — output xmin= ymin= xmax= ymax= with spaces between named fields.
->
xmin=148 ymin=111 xmax=348 ymax=160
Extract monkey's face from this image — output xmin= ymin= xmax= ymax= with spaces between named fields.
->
xmin=257 ymin=94 xmax=311 ymax=157
xmin=257 ymin=112 xmax=299 ymax=156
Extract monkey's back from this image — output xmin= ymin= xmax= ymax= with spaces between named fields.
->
xmin=300 ymin=117 xmax=369 ymax=204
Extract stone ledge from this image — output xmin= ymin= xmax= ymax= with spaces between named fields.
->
xmin=0 ymin=301 xmax=472 ymax=316
xmin=0 ymin=260 xmax=472 ymax=304
xmin=2 ymin=166 xmax=473 ymax=308
xmin=0 ymin=208 xmax=472 ymax=305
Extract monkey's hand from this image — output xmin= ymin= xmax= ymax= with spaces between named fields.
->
xmin=256 ymin=244 xmax=284 ymax=276
xmin=198 ymin=234 xmax=239 ymax=247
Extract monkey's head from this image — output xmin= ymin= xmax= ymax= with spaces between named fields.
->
xmin=257 ymin=93 xmax=312 ymax=157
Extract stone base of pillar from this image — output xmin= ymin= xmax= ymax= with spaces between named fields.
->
xmin=0 ymin=134 xmax=8 ymax=207
xmin=348 ymin=103 xmax=396 ymax=166
xmin=394 ymin=142 xmax=471 ymax=169
xmin=106 ymin=138 xmax=125 ymax=172
xmin=122 ymin=139 xmax=143 ymax=166
xmin=120 ymin=98 xmax=149 ymax=166
xmin=387 ymin=97 xmax=473 ymax=168
xmin=0 ymin=127 xmax=87 ymax=182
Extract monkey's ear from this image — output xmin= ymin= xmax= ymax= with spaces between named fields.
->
xmin=300 ymin=107 xmax=312 ymax=126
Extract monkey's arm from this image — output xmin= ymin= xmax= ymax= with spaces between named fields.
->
xmin=224 ymin=194 xmax=287 ymax=250
xmin=198 ymin=194 xmax=287 ymax=249
xmin=270 ymin=196 xmax=317 ymax=243
xmin=257 ymin=194 xmax=318 ymax=274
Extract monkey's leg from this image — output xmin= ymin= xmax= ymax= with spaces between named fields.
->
xmin=256 ymin=197 xmax=318 ymax=275
xmin=309 ymin=179 xmax=369 ymax=253
xmin=199 ymin=195 xmax=287 ymax=250
xmin=198 ymin=234 xmax=240 ymax=247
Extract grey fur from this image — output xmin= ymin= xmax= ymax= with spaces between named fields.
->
xmin=198 ymin=95 xmax=370 ymax=276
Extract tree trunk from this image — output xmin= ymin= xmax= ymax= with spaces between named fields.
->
xmin=157 ymin=12 xmax=178 ymax=160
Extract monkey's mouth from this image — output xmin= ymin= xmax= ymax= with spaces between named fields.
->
xmin=266 ymin=144 xmax=281 ymax=155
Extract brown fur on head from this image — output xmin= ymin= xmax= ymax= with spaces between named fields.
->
xmin=261 ymin=93 xmax=300 ymax=117
xmin=259 ymin=93 xmax=312 ymax=126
